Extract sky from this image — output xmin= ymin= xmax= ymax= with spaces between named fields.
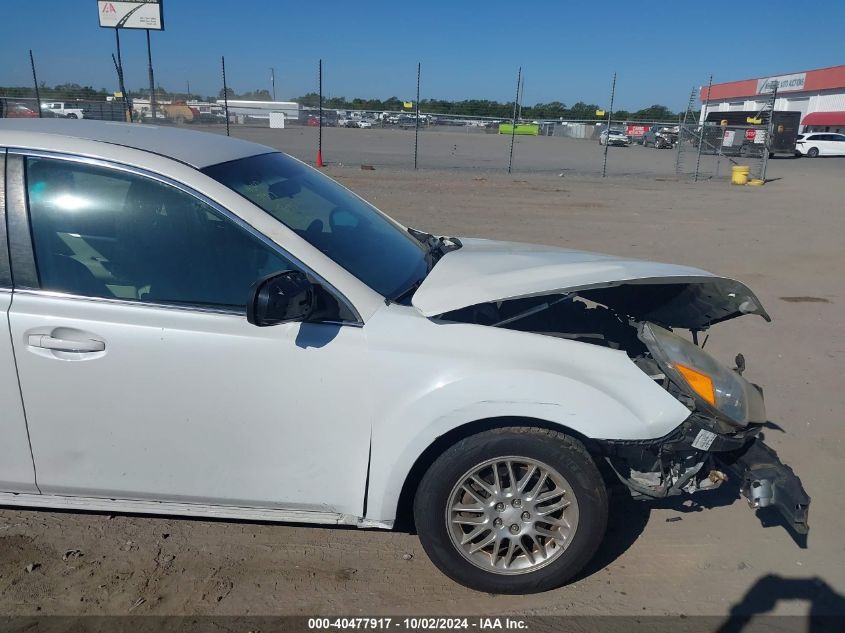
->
xmin=2 ymin=0 xmax=844 ymax=111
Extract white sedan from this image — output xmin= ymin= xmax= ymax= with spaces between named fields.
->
xmin=795 ymin=132 xmax=845 ymax=157
xmin=0 ymin=119 xmax=809 ymax=594
xmin=599 ymin=128 xmax=630 ymax=146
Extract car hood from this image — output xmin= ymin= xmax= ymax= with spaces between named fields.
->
xmin=412 ymin=238 xmax=770 ymax=329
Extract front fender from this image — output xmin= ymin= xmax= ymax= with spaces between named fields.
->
xmin=364 ymin=367 xmax=688 ymax=522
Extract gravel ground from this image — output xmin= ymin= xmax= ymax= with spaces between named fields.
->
xmin=1 ymin=141 xmax=843 ymax=618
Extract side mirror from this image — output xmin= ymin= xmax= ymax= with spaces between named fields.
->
xmin=247 ymin=270 xmax=316 ymax=327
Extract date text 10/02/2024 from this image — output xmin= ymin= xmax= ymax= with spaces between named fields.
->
xmin=307 ymin=617 xmax=528 ymax=630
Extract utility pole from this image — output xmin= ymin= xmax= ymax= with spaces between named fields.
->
xmin=270 ymin=67 xmax=276 ymax=101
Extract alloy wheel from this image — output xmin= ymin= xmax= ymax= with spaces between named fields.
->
xmin=446 ymin=457 xmax=579 ymax=575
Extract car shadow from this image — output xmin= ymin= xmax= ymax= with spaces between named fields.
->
xmin=576 ymin=475 xmax=808 ymax=583
xmin=579 ymin=483 xmax=743 ymax=581
xmin=717 ymin=574 xmax=845 ymax=633
xmin=573 ymin=486 xmax=651 ymax=580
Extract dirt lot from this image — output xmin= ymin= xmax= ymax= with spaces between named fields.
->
xmin=1 ymin=147 xmax=844 ymax=618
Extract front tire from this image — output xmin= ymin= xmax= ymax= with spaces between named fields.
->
xmin=414 ymin=427 xmax=608 ymax=594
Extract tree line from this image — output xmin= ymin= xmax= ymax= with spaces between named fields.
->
xmin=291 ymin=93 xmax=679 ymax=121
xmin=1 ymin=83 xmax=680 ymax=121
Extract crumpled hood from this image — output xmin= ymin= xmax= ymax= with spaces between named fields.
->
xmin=412 ymin=238 xmax=770 ymax=329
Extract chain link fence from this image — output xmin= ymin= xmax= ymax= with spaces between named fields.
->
xmin=4 ymin=51 xmax=772 ymax=180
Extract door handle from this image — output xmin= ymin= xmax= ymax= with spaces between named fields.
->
xmin=27 ymin=335 xmax=106 ymax=353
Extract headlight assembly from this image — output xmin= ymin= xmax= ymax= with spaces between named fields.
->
xmin=638 ymin=322 xmax=766 ymax=428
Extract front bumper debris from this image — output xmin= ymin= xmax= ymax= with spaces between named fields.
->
xmin=719 ymin=438 xmax=810 ymax=535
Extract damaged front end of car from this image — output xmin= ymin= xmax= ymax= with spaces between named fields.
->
xmin=431 ymin=259 xmax=810 ymax=538
xmin=600 ymin=320 xmax=810 ymax=536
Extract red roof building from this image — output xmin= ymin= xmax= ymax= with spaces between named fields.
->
xmin=700 ymin=64 xmax=845 ymax=132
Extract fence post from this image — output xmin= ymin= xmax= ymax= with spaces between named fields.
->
xmin=29 ymin=50 xmax=42 ymax=117
xmin=113 ymin=28 xmax=132 ymax=122
xmin=221 ymin=56 xmax=230 ymax=136
xmin=111 ymin=53 xmax=131 ymax=122
xmin=146 ymin=29 xmax=157 ymax=120
xmin=414 ymin=62 xmax=421 ymax=170
xmin=601 ymin=72 xmax=616 ymax=178
xmin=315 ymin=59 xmax=324 ymax=167
xmin=507 ymin=66 xmax=521 ymax=174
xmin=760 ymin=82 xmax=778 ymax=182
xmin=694 ymin=74 xmax=712 ymax=182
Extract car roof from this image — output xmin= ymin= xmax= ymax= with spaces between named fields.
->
xmin=0 ymin=119 xmax=275 ymax=168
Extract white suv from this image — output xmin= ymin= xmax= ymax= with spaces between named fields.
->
xmin=0 ymin=119 xmax=809 ymax=594
xmin=795 ymin=132 xmax=845 ymax=157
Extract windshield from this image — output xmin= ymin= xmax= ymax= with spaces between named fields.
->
xmin=203 ymin=152 xmax=428 ymax=299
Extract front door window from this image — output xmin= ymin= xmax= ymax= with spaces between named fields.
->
xmin=26 ymin=157 xmax=294 ymax=310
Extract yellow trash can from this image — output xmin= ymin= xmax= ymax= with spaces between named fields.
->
xmin=731 ymin=165 xmax=750 ymax=185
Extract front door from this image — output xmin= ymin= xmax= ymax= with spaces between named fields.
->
xmin=7 ymin=154 xmax=372 ymax=515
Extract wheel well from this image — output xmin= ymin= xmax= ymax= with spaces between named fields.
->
xmin=392 ymin=416 xmax=601 ymax=532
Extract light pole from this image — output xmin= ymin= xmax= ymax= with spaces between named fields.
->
xmin=270 ymin=67 xmax=276 ymax=101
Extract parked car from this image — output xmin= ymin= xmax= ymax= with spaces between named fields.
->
xmin=356 ymin=119 xmax=373 ymax=129
xmin=598 ymin=128 xmax=630 ymax=146
xmin=642 ymin=125 xmax=678 ymax=148
xmin=0 ymin=119 xmax=810 ymax=595
xmin=0 ymin=100 xmax=39 ymax=118
xmin=795 ymin=132 xmax=845 ymax=157
xmin=41 ymin=102 xmax=85 ymax=119
xmin=305 ymin=115 xmax=338 ymax=127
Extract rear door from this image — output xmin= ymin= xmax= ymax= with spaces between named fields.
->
xmin=0 ymin=149 xmax=39 ymax=493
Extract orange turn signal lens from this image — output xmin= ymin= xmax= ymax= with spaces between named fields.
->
xmin=675 ymin=364 xmax=716 ymax=406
